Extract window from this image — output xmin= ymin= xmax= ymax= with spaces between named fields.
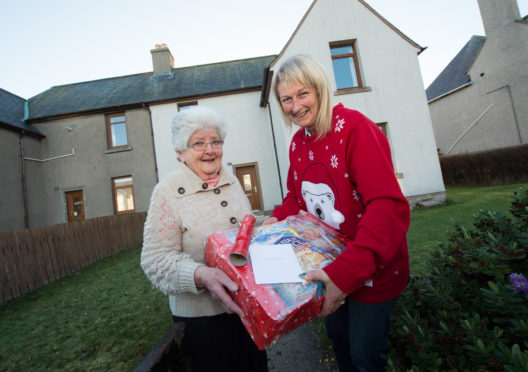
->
xmin=377 ymin=122 xmax=387 ymax=136
xmin=112 ymin=176 xmax=135 ymax=214
xmin=106 ymin=113 xmax=128 ymax=149
xmin=178 ymin=101 xmax=198 ymax=111
xmin=330 ymin=41 xmax=363 ymax=90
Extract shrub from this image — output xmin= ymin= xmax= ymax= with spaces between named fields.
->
xmin=387 ymin=188 xmax=528 ymax=371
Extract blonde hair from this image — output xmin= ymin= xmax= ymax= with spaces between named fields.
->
xmin=273 ymin=54 xmax=333 ymax=139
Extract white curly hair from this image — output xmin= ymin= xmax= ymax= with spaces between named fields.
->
xmin=171 ymin=106 xmax=227 ymax=152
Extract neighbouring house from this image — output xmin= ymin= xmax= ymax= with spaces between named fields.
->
xmin=426 ymin=0 xmax=528 ymax=155
xmin=1 ymin=0 xmax=446 ymax=233
xmin=0 ymin=89 xmax=44 ymax=232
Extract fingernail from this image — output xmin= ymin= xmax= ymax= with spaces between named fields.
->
xmin=299 ymin=272 xmax=306 ymax=279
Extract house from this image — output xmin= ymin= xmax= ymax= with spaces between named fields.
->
xmin=262 ymin=0 xmax=445 ymax=206
xmin=0 ymin=89 xmax=44 ymax=232
xmin=426 ymin=0 xmax=528 ymax=155
xmin=1 ymin=0 xmax=445 ymax=233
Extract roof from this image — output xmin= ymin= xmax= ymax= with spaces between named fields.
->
xmin=0 ymin=88 xmax=43 ymax=137
xmin=27 ymin=55 xmax=276 ymax=121
xmin=426 ymin=35 xmax=486 ymax=101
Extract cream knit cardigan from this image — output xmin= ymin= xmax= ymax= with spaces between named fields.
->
xmin=141 ymin=164 xmax=252 ymax=317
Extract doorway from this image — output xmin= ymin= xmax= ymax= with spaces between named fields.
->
xmin=66 ymin=189 xmax=85 ymax=222
xmin=234 ymin=163 xmax=262 ymax=211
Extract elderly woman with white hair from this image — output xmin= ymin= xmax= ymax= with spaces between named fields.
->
xmin=141 ymin=106 xmax=268 ymax=372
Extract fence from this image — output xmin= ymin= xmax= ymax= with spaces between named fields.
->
xmin=0 ymin=212 xmax=146 ymax=304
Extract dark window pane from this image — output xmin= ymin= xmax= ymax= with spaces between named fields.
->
xmin=331 ymin=46 xmax=353 ymax=55
xmin=111 ymin=123 xmax=127 ymax=147
xmin=109 ymin=115 xmax=126 ymax=124
xmin=332 ymin=57 xmax=358 ymax=89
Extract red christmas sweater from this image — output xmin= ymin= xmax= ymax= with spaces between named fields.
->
xmin=272 ymin=103 xmax=410 ymax=303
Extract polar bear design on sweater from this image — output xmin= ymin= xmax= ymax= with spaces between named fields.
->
xmin=301 ymin=180 xmax=345 ymax=229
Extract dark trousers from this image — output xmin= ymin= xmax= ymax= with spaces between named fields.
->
xmin=325 ymin=298 xmax=395 ymax=372
xmin=173 ymin=313 xmax=268 ymax=372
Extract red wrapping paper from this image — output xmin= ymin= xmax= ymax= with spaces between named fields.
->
xmin=204 ymin=214 xmax=349 ymax=349
xmin=229 ymin=214 xmax=256 ymax=266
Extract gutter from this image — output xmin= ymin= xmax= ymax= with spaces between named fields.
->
xmin=427 ymin=82 xmax=472 ymax=104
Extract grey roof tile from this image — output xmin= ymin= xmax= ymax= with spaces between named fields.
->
xmin=27 ymin=55 xmax=276 ymax=120
xmin=0 ymin=88 xmax=43 ymax=136
xmin=426 ymin=35 xmax=486 ymax=101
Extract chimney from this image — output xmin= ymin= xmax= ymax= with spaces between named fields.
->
xmin=151 ymin=43 xmax=174 ymax=75
xmin=477 ymin=0 xmax=521 ymax=37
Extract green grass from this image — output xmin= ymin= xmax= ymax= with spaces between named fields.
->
xmin=408 ymin=182 xmax=528 ymax=275
xmin=1 ymin=182 xmax=526 ymax=371
xmin=0 ymin=245 xmax=171 ymax=371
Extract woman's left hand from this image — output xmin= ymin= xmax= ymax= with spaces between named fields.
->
xmin=303 ymin=270 xmax=347 ymax=317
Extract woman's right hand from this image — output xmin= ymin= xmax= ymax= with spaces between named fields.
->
xmin=262 ymin=217 xmax=278 ymax=225
xmin=194 ymin=265 xmax=244 ymax=318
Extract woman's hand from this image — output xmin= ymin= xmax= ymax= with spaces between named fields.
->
xmin=303 ymin=270 xmax=347 ymax=317
xmin=262 ymin=217 xmax=278 ymax=225
xmin=194 ymin=266 xmax=244 ymax=318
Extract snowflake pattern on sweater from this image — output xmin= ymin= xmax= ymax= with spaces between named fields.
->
xmin=272 ymin=103 xmax=410 ymax=303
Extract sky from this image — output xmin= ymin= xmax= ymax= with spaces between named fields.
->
xmin=1 ymin=0 xmax=527 ymax=99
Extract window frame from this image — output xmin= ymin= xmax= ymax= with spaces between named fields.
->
xmin=178 ymin=101 xmax=198 ymax=111
xmin=377 ymin=122 xmax=388 ymax=137
xmin=106 ymin=112 xmax=129 ymax=150
xmin=112 ymin=175 xmax=135 ymax=214
xmin=329 ymin=40 xmax=364 ymax=91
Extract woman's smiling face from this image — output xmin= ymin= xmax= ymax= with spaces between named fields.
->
xmin=177 ymin=128 xmax=223 ymax=180
xmin=277 ymin=80 xmax=319 ymax=133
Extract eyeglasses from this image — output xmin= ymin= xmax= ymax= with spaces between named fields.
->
xmin=187 ymin=140 xmax=224 ymax=151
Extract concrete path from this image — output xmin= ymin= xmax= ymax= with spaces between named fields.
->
xmin=267 ymin=321 xmax=338 ymax=372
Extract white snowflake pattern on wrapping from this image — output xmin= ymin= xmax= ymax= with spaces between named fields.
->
xmin=335 ymin=118 xmax=345 ymax=132
xmin=298 ymin=157 xmax=301 ymax=162
xmin=352 ymin=190 xmax=361 ymax=201
xmin=291 ymin=141 xmax=296 ymax=152
xmin=325 ymin=145 xmax=329 ymax=150
xmin=309 ymin=150 xmax=314 ymax=161
xmin=344 ymin=173 xmax=349 ymax=178
xmin=340 ymin=139 xmax=343 ymax=144
xmin=330 ymin=154 xmax=338 ymax=168
xmin=294 ymin=170 xmax=298 ymax=181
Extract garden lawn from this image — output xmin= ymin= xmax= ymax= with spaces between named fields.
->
xmin=407 ymin=182 xmax=528 ymax=275
xmin=0 ymin=182 xmax=526 ymax=371
xmin=0 ymin=245 xmax=171 ymax=371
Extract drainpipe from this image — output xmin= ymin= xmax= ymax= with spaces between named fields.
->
xmin=266 ymin=102 xmax=284 ymax=200
xmin=143 ymin=103 xmax=159 ymax=183
xmin=19 ymin=132 xmax=29 ymax=228
xmin=486 ymin=85 xmax=522 ymax=144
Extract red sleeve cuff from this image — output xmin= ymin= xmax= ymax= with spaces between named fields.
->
xmin=323 ymin=243 xmax=376 ymax=294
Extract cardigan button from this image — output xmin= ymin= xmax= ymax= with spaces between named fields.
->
xmin=230 ymin=217 xmax=237 ymax=224
xmin=221 ymin=201 xmax=228 ymax=207
xmin=214 ymin=188 xmax=221 ymax=194
xmin=202 ymin=183 xmax=208 ymax=190
xmin=178 ymin=187 xmax=185 ymax=194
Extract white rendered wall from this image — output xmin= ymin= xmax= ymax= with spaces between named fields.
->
xmin=269 ymin=0 xmax=445 ymax=200
xmin=150 ymin=91 xmax=284 ymax=211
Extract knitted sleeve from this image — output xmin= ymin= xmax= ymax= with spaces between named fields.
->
xmin=323 ymin=113 xmax=410 ymax=294
xmin=140 ymin=184 xmax=203 ymax=296
xmin=271 ymin=143 xmax=302 ymax=220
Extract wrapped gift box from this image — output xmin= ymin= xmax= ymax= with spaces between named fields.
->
xmin=204 ymin=213 xmax=349 ymax=350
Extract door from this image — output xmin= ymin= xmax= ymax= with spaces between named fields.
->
xmin=234 ymin=164 xmax=262 ymax=211
xmin=66 ymin=190 xmax=85 ymax=222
